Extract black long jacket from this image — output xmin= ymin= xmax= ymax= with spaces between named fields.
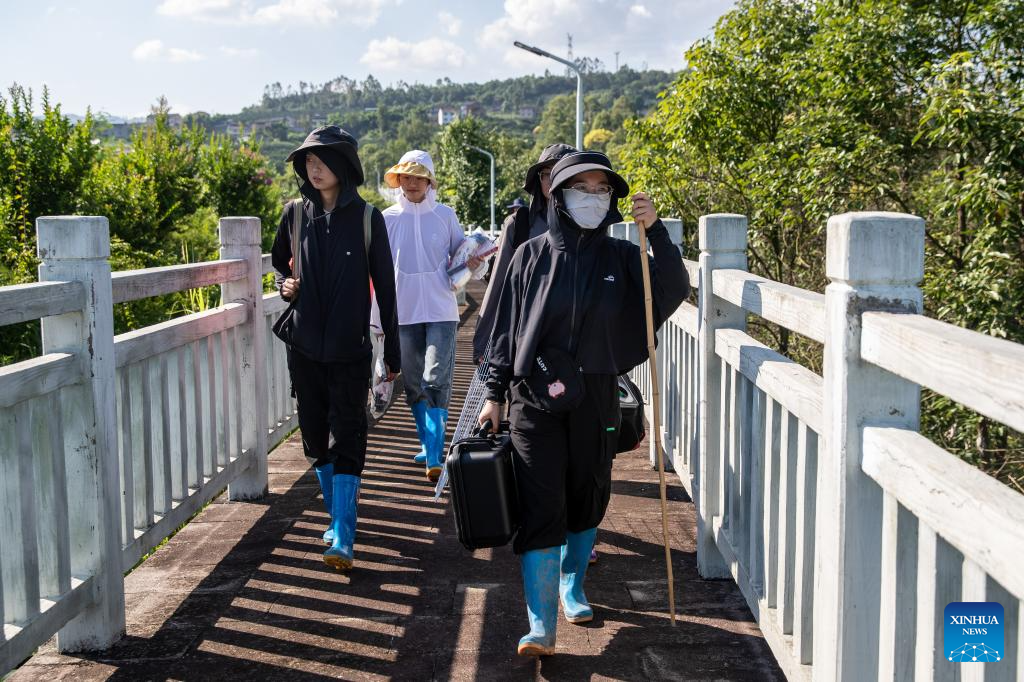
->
xmin=485 ymin=201 xmax=689 ymax=403
xmin=472 ymin=205 xmax=548 ymax=361
xmin=271 ymin=183 xmax=401 ymax=372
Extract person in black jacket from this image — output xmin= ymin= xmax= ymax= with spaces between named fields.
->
xmin=478 ymin=151 xmax=689 ymax=657
xmin=271 ymin=125 xmax=400 ymax=572
xmin=472 ymin=143 xmax=576 ymax=365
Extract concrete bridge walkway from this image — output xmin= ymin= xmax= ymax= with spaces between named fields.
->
xmin=11 ymin=283 xmax=783 ymax=681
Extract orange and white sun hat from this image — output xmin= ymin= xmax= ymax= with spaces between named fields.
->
xmin=384 ymin=149 xmax=437 ymax=189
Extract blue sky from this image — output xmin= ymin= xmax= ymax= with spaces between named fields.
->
xmin=1 ymin=1 xmax=736 ymax=118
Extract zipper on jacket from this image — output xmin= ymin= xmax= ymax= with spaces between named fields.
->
xmin=567 ymin=233 xmax=584 ymax=353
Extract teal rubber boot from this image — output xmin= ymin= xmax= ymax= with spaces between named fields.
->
xmin=560 ymin=528 xmax=597 ymax=623
xmin=314 ymin=462 xmax=335 ymax=545
xmin=517 ymin=547 xmax=560 ymax=656
xmin=410 ymin=401 xmax=429 ymax=464
xmin=323 ymin=474 xmax=360 ymax=571
xmin=424 ymin=407 xmax=448 ymax=483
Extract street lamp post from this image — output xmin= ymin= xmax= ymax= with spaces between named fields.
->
xmin=514 ymin=40 xmax=583 ymax=149
xmin=469 ymin=146 xmax=496 ymax=238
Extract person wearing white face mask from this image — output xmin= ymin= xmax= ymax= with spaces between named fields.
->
xmin=375 ymin=149 xmax=487 ymax=483
xmin=473 ymin=143 xmax=576 ymax=366
xmin=477 ymin=151 xmax=690 ymax=657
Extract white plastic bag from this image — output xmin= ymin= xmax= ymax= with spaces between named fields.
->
xmin=448 ymin=228 xmax=497 ymax=290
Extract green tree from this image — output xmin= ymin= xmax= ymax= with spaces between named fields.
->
xmin=0 ymin=85 xmax=100 ymax=363
xmin=201 ymin=133 xmax=282 ymax=250
xmin=83 ymin=105 xmax=205 ymax=254
xmin=620 ymin=0 xmax=1024 ymax=487
xmin=533 ymin=94 xmax=577 ymax=151
xmin=0 ymin=85 xmax=99 ymax=281
xmin=436 ymin=118 xmax=494 ymax=228
xmin=435 ymin=118 xmax=529 ymax=229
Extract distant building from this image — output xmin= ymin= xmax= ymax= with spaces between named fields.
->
xmin=145 ymin=113 xmax=183 ymax=129
xmin=459 ymin=102 xmax=483 ymax=118
xmin=251 ymin=115 xmax=299 ymax=134
xmin=437 ymin=107 xmax=458 ymax=126
xmin=107 ymin=122 xmax=134 ymax=141
xmin=518 ymin=106 xmax=537 ymax=119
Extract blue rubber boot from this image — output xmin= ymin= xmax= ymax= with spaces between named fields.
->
xmin=517 ymin=547 xmax=560 ymax=656
xmin=323 ymin=474 xmax=360 ymax=571
xmin=410 ymin=401 xmax=429 ymax=464
xmin=424 ymin=407 xmax=448 ymax=483
xmin=314 ymin=462 xmax=335 ymax=545
xmin=560 ymin=527 xmax=597 ymax=624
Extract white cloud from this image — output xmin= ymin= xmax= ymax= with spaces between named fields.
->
xmin=132 ymin=39 xmax=204 ymax=63
xmin=219 ymin=46 xmax=260 ymax=58
xmin=156 ymin=0 xmax=234 ymax=18
xmin=438 ymin=10 xmax=462 ymax=37
xmin=480 ymin=0 xmax=734 ymax=73
xmin=629 ymin=4 xmax=652 ymax=19
xmin=156 ymin=0 xmax=389 ymax=27
xmin=361 ymin=36 xmax=466 ymax=71
xmin=248 ymin=0 xmax=339 ymax=25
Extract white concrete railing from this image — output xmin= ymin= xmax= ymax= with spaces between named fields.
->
xmin=620 ymin=212 xmax=1023 ymax=682
xmin=0 ymin=215 xmax=296 ymax=675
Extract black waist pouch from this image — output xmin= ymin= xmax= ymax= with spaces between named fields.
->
xmin=522 ymin=346 xmax=585 ymax=413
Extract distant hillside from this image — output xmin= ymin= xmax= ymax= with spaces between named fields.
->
xmin=239 ymin=67 xmax=675 ymax=139
xmin=248 ymin=68 xmax=675 ymax=177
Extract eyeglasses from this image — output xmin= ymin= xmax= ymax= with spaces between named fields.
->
xmin=568 ymin=183 xmax=613 ymax=196
xmin=539 ymin=171 xmax=552 ymax=182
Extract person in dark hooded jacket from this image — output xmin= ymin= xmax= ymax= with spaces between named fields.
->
xmin=271 ymin=125 xmax=400 ymax=573
xmin=477 ymin=151 xmax=689 ymax=657
xmin=472 ymin=143 xmax=576 ymax=364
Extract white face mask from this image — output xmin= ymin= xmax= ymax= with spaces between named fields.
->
xmin=562 ymin=188 xmax=611 ymax=230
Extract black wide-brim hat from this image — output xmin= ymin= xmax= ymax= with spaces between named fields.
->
xmin=549 ymin=151 xmax=630 ymax=198
xmin=286 ymin=125 xmax=364 ymax=186
xmin=522 ymin=143 xmax=577 ymax=192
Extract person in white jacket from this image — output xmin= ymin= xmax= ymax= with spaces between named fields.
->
xmin=379 ymin=150 xmax=486 ymax=481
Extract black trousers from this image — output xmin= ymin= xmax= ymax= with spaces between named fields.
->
xmin=509 ymin=373 xmax=620 ymax=554
xmin=288 ymin=348 xmax=371 ymax=476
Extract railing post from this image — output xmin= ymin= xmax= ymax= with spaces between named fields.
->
xmin=695 ymin=214 xmax=747 ymax=579
xmin=813 ymin=212 xmax=924 ymax=681
xmin=220 ymin=217 xmax=268 ymax=500
xmin=37 ymin=216 xmax=125 ymax=652
xmin=622 ymin=218 xmax=684 ymax=472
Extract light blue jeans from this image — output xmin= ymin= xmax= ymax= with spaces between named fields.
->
xmin=399 ymin=321 xmax=458 ymax=410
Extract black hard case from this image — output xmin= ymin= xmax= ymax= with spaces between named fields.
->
xmin=445 ymin=425 xmax=519 ymax=550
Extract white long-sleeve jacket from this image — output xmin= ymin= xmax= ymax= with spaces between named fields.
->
xmin=375 ymin=190 xmax=484 ymax=326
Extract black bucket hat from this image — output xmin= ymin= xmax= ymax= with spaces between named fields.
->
xmin=286 ymin=125 xmax=364 ymax=186
xmin=549 ymin=151 xmax=630 ymax=199
xmin=522 ymin=143 xmax=577 ymax=192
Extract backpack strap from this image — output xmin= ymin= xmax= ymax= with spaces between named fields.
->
xmin=510 ymin=205 xmax=532 ymax=252
xmin=363 ymin=202 xmax=373 ymax=259
xmin=289 ymin=198 xmax=303 ymax=279
xmin=362 ymin=202 xmax=373 ymax=280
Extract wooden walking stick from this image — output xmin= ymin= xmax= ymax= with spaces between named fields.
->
xmin=636 ymin=217 xmax=677 ymax=626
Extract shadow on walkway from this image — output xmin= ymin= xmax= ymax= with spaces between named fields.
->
xmin=12 ymin=281 xmax=783 ymax=681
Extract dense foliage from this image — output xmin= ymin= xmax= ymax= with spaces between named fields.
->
xmin=0 ymin=88 xmax=281 ymax=364
xmin=619 ymin=0 xmax=1024 ymax=488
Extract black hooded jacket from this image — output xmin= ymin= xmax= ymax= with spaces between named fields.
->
xmin=271 ymin=151 xmax=400 ymax=371
xmin=473 ymin=143 xmax=575 ymax=361
xmin=484 ymin=194 xmax=689 ymax=403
